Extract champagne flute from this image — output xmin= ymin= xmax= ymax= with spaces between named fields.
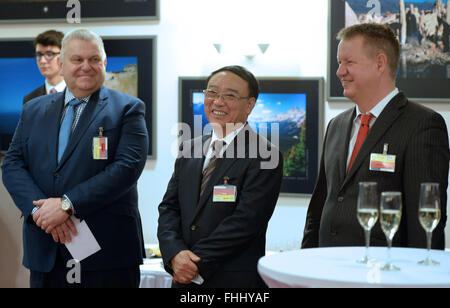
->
xmin=380 ymin=191 xmax=402 ymax=271
xmin=418 ymin=183 xmax=441 ymax=266
xmin=356 ymin=182 xmax=379 ymax=264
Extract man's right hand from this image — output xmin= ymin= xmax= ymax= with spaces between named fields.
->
xmin=33 ymin=208 xmax=78 ymax=244
xmin=170 ymin=250 xmax=201 ymax=284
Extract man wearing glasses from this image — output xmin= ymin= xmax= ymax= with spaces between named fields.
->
xmin=158 ymin=66 xmax=283 ymax=288
xmin=23 ymin=30 xmax=65 ymax=104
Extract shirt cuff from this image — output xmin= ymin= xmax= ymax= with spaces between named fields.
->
xmin=31 ymin=206 xmax=39 ymax=215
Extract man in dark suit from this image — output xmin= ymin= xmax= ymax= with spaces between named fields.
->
xmin=302 ymin=23 xmax=449 ymax=249
xmin=2 ymin=28 xmax=148 ymax=288
xmin=158 ymin=66 xmax=283 ymax=288
xmin=23 ymin=30 xmax=66 ymax=104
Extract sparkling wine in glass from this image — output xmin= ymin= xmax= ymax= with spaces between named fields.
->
xmin=356 ymin=182 xmax=379 ymax=264
xmin=418 ymin=183 xmax=441 ymax=266
xmin=380 ymin=191 xmax=402 ymax=271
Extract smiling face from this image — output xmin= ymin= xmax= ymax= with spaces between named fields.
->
xmin=60 ymin=38 xmax=106 ymax=98
xmin=204 ymin=71 xmax=256 ymax=138
xmin=336 ymin=35 xmax=380 ymax=105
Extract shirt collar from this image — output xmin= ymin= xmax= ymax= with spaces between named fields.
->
xmin=64 ymin=89 xmax=91 ymax=105
xmin=210 ymin=123 xmax=247 ymax=149
xmin=45 ymin=79 xmax=66 ymax=94
xmin=355 ymin=88 xmax=399 ymax=119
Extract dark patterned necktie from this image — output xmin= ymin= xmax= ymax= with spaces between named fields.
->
xmin=200 ymin=140 xmax=225 ymax=197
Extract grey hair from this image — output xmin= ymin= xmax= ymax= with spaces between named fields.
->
xmin=60 ymin=28 xmax=106 ymax=61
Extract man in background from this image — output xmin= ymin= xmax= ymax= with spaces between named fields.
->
xmin=23 ymin=30 xmax=65 ymax=104
xmin=2 ymin=28 xmax=148 ymax=288
xmin=158 ymin=65 xmax=283 ymax=287
xmin=302 ymin=23 xmax=449 ymax=249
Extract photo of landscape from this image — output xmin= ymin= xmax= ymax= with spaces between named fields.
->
xmin=345 ymin=0 xmax=449 ymax=79
xmin=192 ymin=92 xmax=308 ymax=179
xmin=0 ymin=56 xmax=138 ymax=135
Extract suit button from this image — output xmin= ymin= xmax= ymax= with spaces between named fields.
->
xmin=337 ymin=196 xmax=344 ymax=203
xmin=191 ymin=225 xmax=197 ymax=231
xmin=54 ymin=172 xmax=60 ymax=178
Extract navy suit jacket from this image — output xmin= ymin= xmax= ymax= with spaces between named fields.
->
xmin=158 ymin=126 xmax=283 ymax=287
xmin=2 ymin=86 xmax=148 ymax=272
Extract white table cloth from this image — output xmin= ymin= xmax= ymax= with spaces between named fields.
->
xmin=258 ymin=247 xmax=450 ymax=288
xmin=139 ymin=258 xmax=172 ymax=288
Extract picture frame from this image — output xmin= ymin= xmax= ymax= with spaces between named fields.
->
xmin=0 ymin=36 xmax=156 ymax=158
xmin=179 ymin=77 xmax=324 ymax=195
xmin=0 ymin=0 xmax=159 ymax=23
xmin=328 ymin=0 xmax=450 ymax=102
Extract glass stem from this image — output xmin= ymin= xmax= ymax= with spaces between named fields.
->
xmin=426 ymin=231 xmax=432 ymax=260
xmin=365 ymin=229 xmax=370 ymax=257
xmin=387 ymin=238 xmax=392 ymax=264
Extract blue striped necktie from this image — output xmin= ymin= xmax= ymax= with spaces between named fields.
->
xmin=58 ymin=99 xmax=83 ymax=163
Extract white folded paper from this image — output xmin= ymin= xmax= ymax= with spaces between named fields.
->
xmin=65 ymin=217 xmax=101 ymax=262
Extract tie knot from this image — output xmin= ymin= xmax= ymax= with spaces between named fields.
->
xmin=69 ymin=99 xmax=84 ymax=107
xmin=49 ymin=88 xmax=57 ymax=94
xmin=360 ymin=113 xmax=373 ymax=126
xmin=211 ymin=140 xmax=225 ymax=157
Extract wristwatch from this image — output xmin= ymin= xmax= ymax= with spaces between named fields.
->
xmin=61 ymin=197 xmax=73 ymax=216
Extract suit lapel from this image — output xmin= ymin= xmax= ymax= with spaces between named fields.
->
xmin=56 ymin=87 xmax=108 ymax=170
xmin=190 ymin=135 xmax=210 ymax=209
xmin=343 ymin=93 xmax=407 ymax=187
xmin=45 ymin=93 xmax=65 ymax=171
xmin=337 ymin=108 xmax=356 ymax=185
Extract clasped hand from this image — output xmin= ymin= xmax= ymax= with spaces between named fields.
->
xmin=32 ymin=198 xmax=78 ymax=244
xmin=170 ymin=250 xmax=201 ymax=284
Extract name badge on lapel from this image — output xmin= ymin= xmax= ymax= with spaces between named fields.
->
xmin=369 ymin=143 xmax=395 ymax=173
xmin=213 ymin=176 xmax=237 ymax=203
xmin=92 ymin=127 xmax=108 ymax=160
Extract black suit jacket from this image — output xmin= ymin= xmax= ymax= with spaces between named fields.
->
xmin=157 ymin=125 xmax=283 ymax=288
xmin=23 ymin=84 xmax=46 ymax=104
xmin=302 ymin=92 xmax=449 ymax=249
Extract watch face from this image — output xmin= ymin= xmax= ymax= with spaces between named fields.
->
xmin=62 ymin=199 xmax=70 ymax=211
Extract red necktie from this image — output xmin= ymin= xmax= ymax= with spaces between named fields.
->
xmin=49 ymin=88 xmax=57 ymax=94
xmin=347 ymin=113 xmax=374 ymax=172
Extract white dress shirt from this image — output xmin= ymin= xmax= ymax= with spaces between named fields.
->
xmin=45 ymin=79 xmax=66 ymax=94
xmin=346 ymin=88 xmax=399 ymax=168
xmin=202 ymin=124 xmax=246 ymax=171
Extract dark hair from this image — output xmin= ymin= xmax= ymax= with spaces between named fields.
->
xmin=206 ymin=65 xmax=259 ymax=100
xmin=337 ymin=23 xmax=400 ymax=79
xmin=33 ymin=30 xmax=64 ymax=49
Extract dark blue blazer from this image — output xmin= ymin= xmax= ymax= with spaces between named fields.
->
xmin=2 ymin=86 xmax=148 ymax=272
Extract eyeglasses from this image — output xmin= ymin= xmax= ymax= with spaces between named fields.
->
xmin=203 ymin=89 xmax=250 ymax=103
xmin=35 ymin=51 xmax=60 ymax=60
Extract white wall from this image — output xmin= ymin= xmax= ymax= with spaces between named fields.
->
xmin=0 ymin=1 xmax=449 ymax=287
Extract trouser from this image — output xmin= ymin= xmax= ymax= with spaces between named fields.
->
xmin=30 ymin=248 xmax=140 ymax=288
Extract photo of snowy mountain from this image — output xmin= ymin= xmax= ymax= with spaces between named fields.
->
xmin=192 ymin=92 xmax=308 ymax=178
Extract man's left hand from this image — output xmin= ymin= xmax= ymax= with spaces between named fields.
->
xmin=33 ymin=198 xmax=69 ymax=233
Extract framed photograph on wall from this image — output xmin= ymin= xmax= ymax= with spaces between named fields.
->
xmin=0 ymin=36 xmax=156 ymax=157
xmin=328 ymin=0 xmax=450 ymax=102
xmin=179 ymin=77 xmax=324 ymax=195
xmin=0 ymin=0 xmax=159 ymax=23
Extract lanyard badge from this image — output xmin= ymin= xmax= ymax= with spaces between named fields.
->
xmin=369 ymin=143 xmax=395 ymax=173
xmin=93 ymin=127 xmax=108 ymax=160
xmin=213 ymin=176 xmax=237 ymax=202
